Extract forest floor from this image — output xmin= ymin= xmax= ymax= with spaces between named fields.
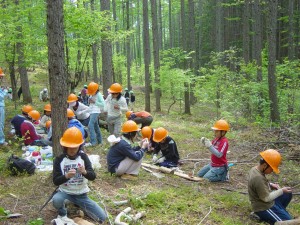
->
xmin=0 ymin=84 xmax=299 ymax=225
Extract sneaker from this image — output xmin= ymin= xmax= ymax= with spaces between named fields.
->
xmin=249 ymin=212 xmax=261 ymax=221
xmin=120 ymin=174 xmax=138 ymax=181
xmin=57 ymin=215 xmax=75 ymax=223
xmin=84 ymin=142 xmax=93 ymax=147
xmin=0 ymin=142 xmax=8 ymax=146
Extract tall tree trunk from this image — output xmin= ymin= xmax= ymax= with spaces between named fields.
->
xmin=100 ymin=0 xmax=113 ymax=97
xmin=288 ymin=0 xmax=295 ymax=60
xmin=150 ymin=0 xmax=161 ymax=111
xmin=16 ymin=39 xmax=32 ymax=104
xmin=267 ymin=0 xmax=280 ymax=123
xmin=47 ymin=0 xmax=68 ymax=156
xmin=253 ymin=0 xmax=263 ymax=117
xmin=168 ymin=0 xmax=173 ymax=49
xmin=15 ymin=0 xmax=32 ymax=104
xmin=91 ymin=0 xmax=99 ymax=83
xmin=242 ymin=0 xmax=250 ymax=63
xmin=136 ymin=0 xmax=141 ymax=66
xmin=195 ymin=0 xmax=202 ymax=72
xmin=158 ymin=0 xmax=163 ymax=50
xmin=126 ymin=0 xmax=131 ymax=89
xmin=143 ymin=0 xmax=151 ymax=112
xmin=112 ymin=0 xmax=120 ymax=54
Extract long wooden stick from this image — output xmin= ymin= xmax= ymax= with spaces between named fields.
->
xmin=141 ymin=163 xmax=203 ymax=182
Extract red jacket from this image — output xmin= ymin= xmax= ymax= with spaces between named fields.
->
xmin=211 ymin=136 xmax=228 ymax=167
xmin=21 ymin=120 xmax=41 ymax=145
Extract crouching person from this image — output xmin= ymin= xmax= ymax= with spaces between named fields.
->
xmin=152 ymin=127 xmax=180 ymax=168
xmin=248 ymin=149 xmax=293 ymax=225
xmin=52 ymin=127 xmax=107 ymax=224
xmin=107 ymin=120 xmax=149 ymax=180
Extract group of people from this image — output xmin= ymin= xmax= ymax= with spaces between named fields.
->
xmin=0 ymin=72 xmax=296 ymax=224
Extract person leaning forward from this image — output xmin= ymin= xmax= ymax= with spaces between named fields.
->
xmin=248 ymin=149 xmax=293 ymax=225
xmin=106 ymin=120 xmax=149 ymax=180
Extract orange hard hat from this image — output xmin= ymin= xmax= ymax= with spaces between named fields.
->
xmin=44 ymin=104 xmax=51 ymax=112
xmin=28 ymin=110 xmax=40 ymax=121
xmin=22 ymin=105 xmax=33 ymax=114
xmin=126 ymin=111 xmax=133 ymax=119
xmin=260 ymin=149 xmax=282 ymax=174
xmin=153 ymin=127 xmax=168 ymax=142
xmin=121 ymin=120 xmax=140 ymax=133
xmin=0 ymin=68 xmax=5 ymax=76
xmin=108 ymin=83 xmax=122 ymax=93
xmin=211 ymin=119 xmax=230 ymax=131
xmin=45 ymin=120 xmax=52 ymax=129
xmin=67 ymin=108 xmax=75 ymax=118
xmin=67 ymin=93 xmax=78 ymax=103
xmin=60 ymin=127 xmax=84 ymax=148
xmin=141 ymin=126 xmax=153 ymax=140
xmin=87 ymin=82 xmax=99 ymax=95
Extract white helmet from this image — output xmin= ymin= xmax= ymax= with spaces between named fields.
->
xmin=43 ymin=88 xmax=48 ymax=92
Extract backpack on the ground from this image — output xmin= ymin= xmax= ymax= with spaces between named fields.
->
xmin=8 ymin=154 xmax=36 ymax=176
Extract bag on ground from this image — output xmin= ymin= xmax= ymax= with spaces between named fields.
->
xmin=8 ymin=154 xmax=36 ymax=175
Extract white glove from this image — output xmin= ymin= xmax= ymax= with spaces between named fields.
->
xmin=201 ymin=137 xmax=212 ymax=148
xmin=142 ymin=138 xmax=149 ymax=149
xmin=156 ymin=156 xmax=166 ymax=164
xmin=152 ymin=154 xmax=158 ymax=163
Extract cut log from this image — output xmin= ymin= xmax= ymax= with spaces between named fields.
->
xmin=274 ymin=219 xmax=300 ymax=225
xmin=141 ymin=163 xmax=203 ymax=182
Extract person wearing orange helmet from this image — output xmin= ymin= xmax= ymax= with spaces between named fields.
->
xmin=67 ymin=93 xmax=90 ymax=127
xmin=105 ymin=83 xmax=128 ymax=137
xmin=86 ymin=82 xmax=105 ymax=146
xmin=126 ymin=110 xmax=153 ymax=128
xmin=106 ymin=120 xmax=149 ymax=180
xmin=52 ymin=127 xmax=107 ymax=224
xmin=198 ymin=119 xmax=230 ymax=182
xmin=67 ymin=109 xmax=87 ymax=140
xmin=20 ymin=110 xmax=50 ymax=146
xmin=0 ymin=69 xmax=8 ymax=145
xmin=248 ymin=149 xmax=293 ymax=224
xmin=141 ymin=126 xmax=158 ymax=151
xmin=39 ymin=104 xmax=51 ymax=131
xmin=10 ymin=105 xmax=34 ymax=138
xmin=152 ymin=127 xmax=180 ymax=168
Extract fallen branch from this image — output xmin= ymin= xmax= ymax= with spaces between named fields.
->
xmin=198 ymin=206 xmax=212 ymax=224
xmin=142 ymin=163 xmax=203 ymax=182
xmin=221 ymin=187 xmax=248 ymax=195
xmin=114 ymin=207 xmax=145 ymax=225
xmin=275 ymin=218 xmax=300 ymax=225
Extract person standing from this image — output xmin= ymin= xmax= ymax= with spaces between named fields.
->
xmin=129 ymin=90 xmax=135 ymax=111
xmin=0 ymin=68 xmax=8 ymax=146
xmin=124 ymin=88 xmax=130 ymax=105
xmin=105 ymin=83 xmax=128 ymax=137
xmin=197 ymin=119 xmax=230 ymax=182
xmin=81 ymin=84 xmax=89 ymax=106
xmin=86 ymin=82 xmax=104 ymax=146
xmin=52 ymin=127 xmax=107 ymax=224
xmin=248 ymin=149 xmax=293 ymax=225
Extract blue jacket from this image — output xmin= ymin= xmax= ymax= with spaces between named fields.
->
xmin=154 ymin=136 xmax=180 ymax=163
xmin=68 ymin=119 xmax=86 ymax=139
xmin=11 ymin=115 xmax=26 ymax=137
xmin=107 ymin=139 xmax=145 ymax=173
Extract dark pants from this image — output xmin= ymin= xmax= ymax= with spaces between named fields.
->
xmin=255 ymin=192 xmax=293 ymax=225
xmin=133 ymin=116 xmax=153 ymax=128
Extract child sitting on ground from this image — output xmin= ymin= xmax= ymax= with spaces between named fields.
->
xmin=52 ymin=127 xmax=107 ymax=224
xmin=197 ymin=119 xmax=230 ymax=182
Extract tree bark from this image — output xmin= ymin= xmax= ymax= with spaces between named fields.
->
xmin=288 ymin=0 xmax=295 ymax=60
xmin=150 ymin=0 xmax=161 ymax=111
xmin=100 ymin=0 xmax=113 ymax=97
xmin=242 ymin=0 xmax=250 ymax=63
xmin=143 ymin=0 xmax=151 ymax=112
xmin=126 ymin=0 xmax=131 ymax=89
xmin=267 ymin=0 xmax=280 ymax=123
xmin=47 ymin=0 xmax=68 ymax=156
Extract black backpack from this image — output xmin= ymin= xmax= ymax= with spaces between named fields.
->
xmin=8 ymin=154 xmax=36 ymax=176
